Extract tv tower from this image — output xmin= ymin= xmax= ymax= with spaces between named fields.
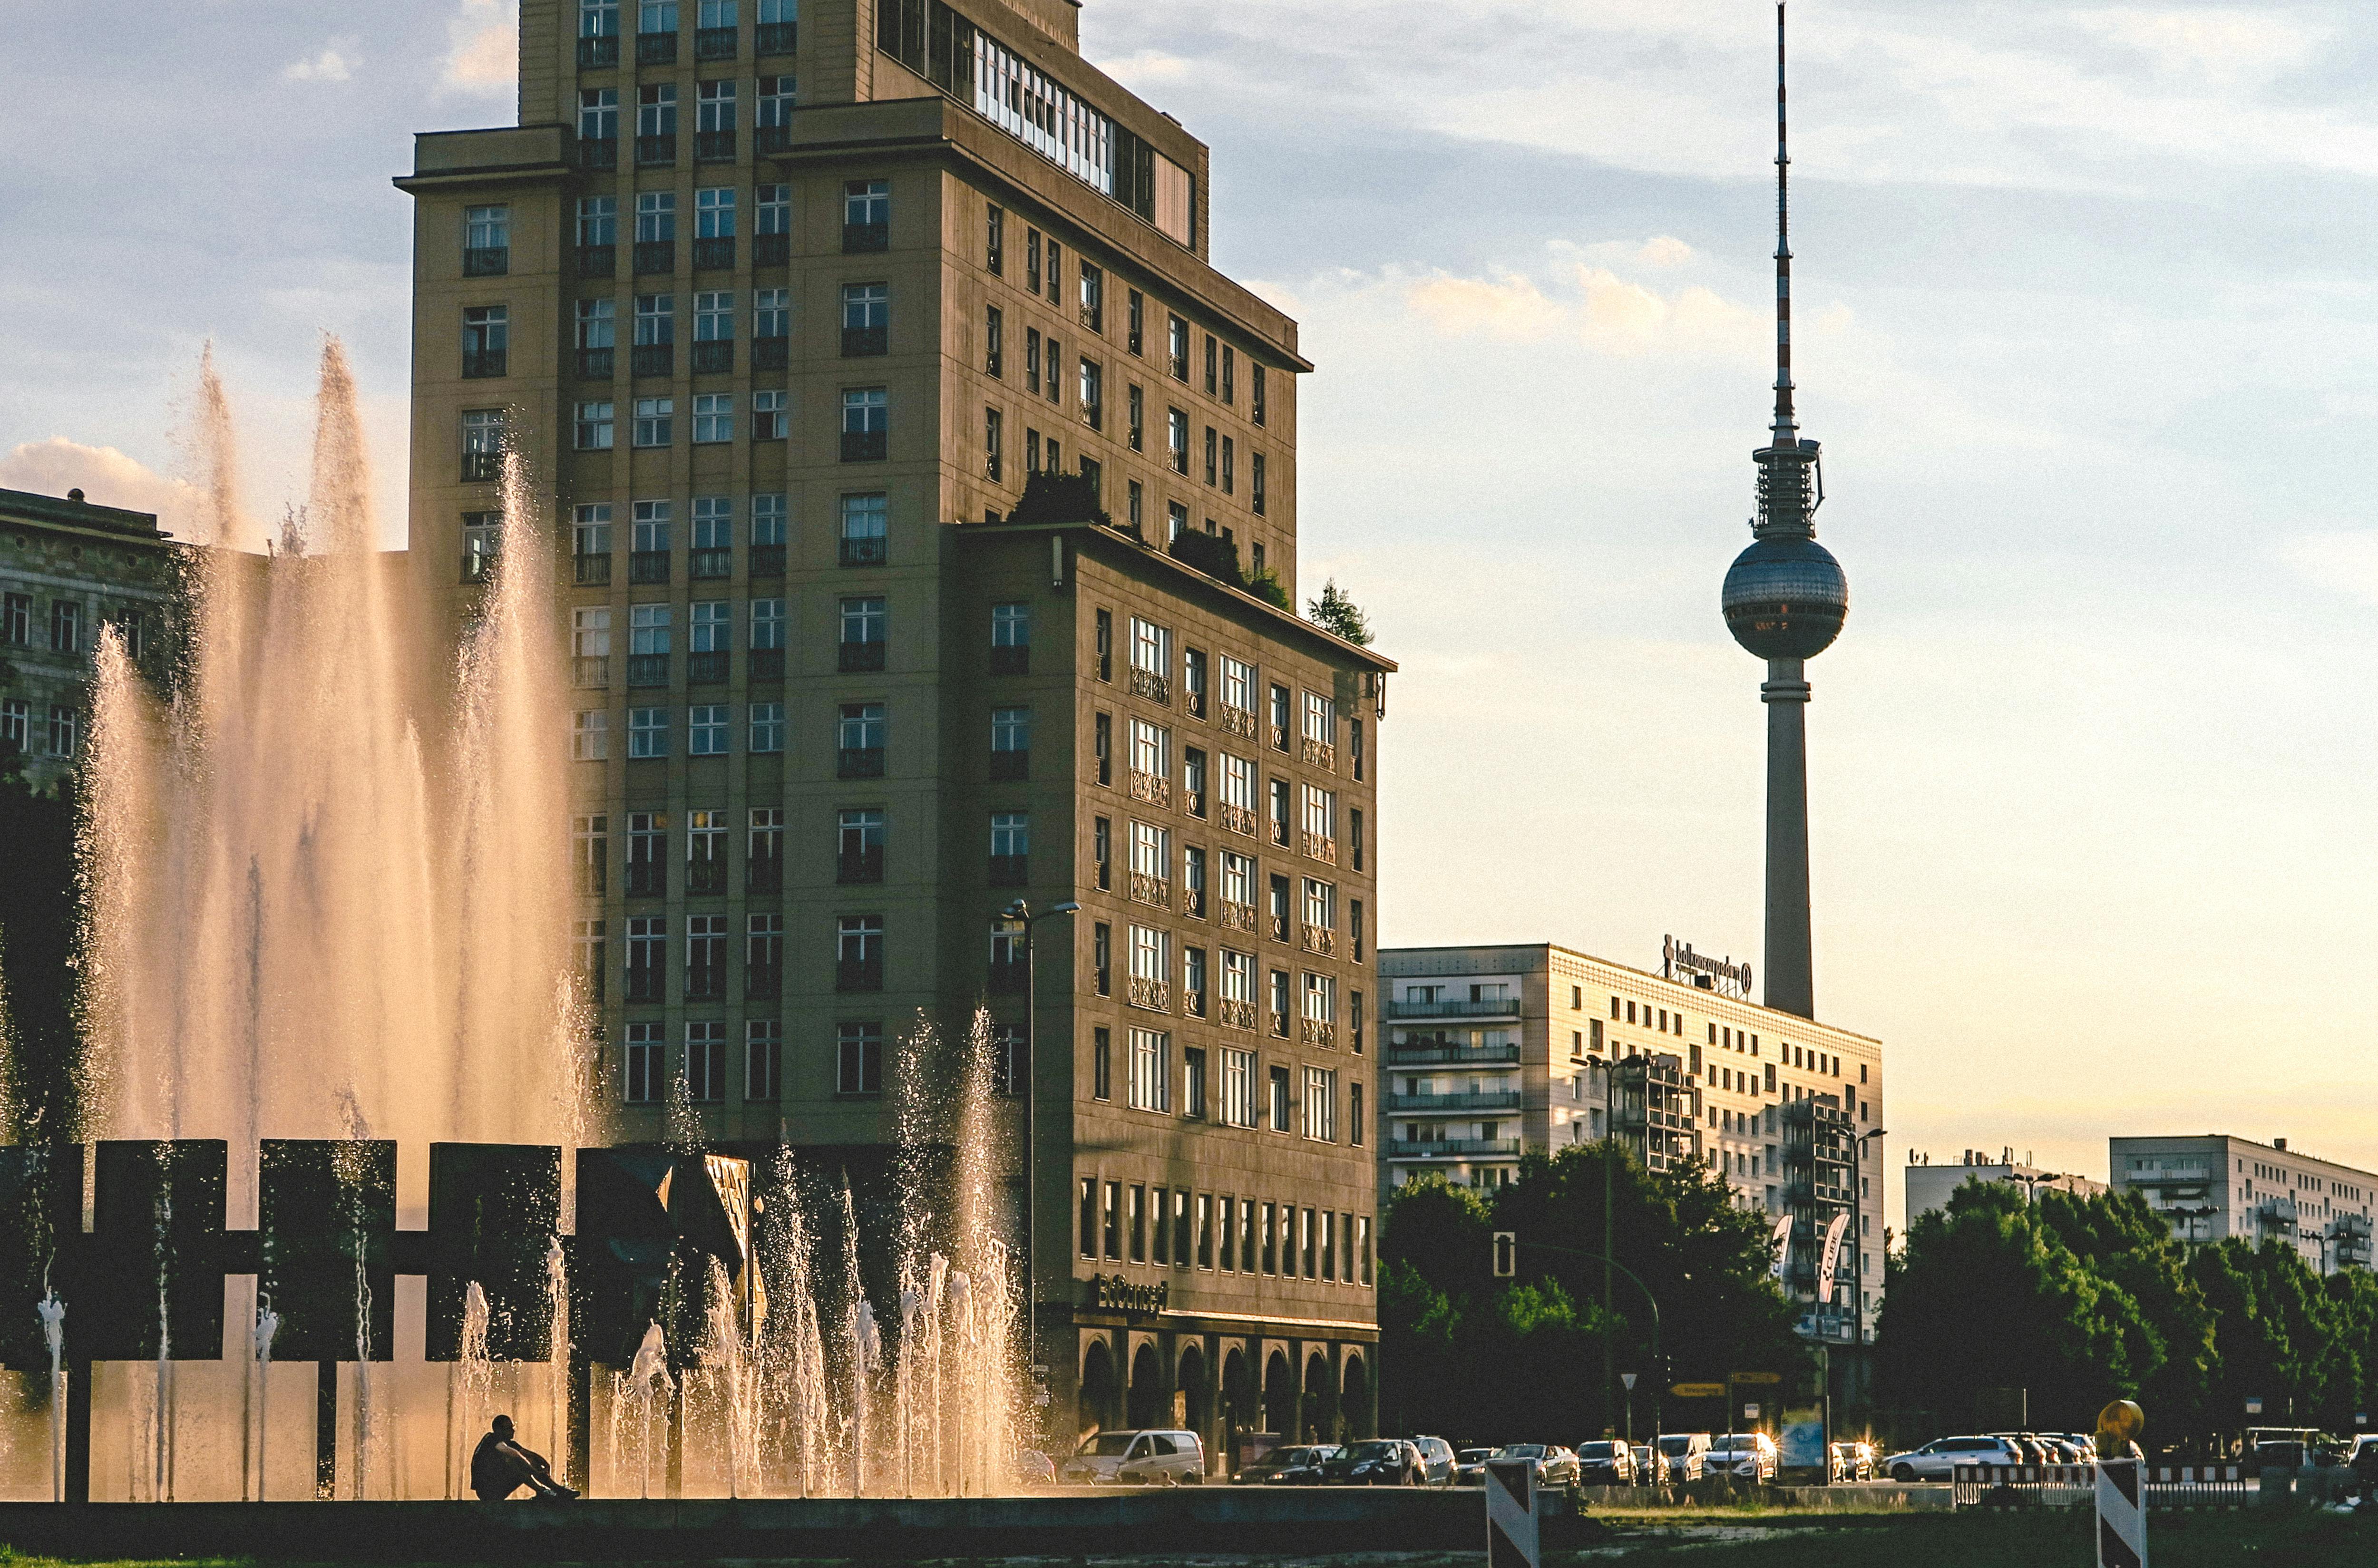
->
xmin=1721 ymin=1 xmax=1848 ymax=1022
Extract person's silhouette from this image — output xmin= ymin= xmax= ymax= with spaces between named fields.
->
xmin=470 ymin=1414 xmax=578 ymax=1501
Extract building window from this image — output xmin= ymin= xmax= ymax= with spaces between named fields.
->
xmin=750 ymin=389 xmax=787 ymax=441
xmin=572 ymin=709 xmax=609 ymax=760
xmin=842 ymin=178 xmax=889 ymax=251
xmin=837 ymin=701 xmax=886 ymax=776
xmin=1129 ymin=1028 xmax=1170 ymax=1113
xmin=837 ymin=1021 xmax=884 ymax=1095
xmin=745 ymin=1020 xmax=782 ymax=1101
xmin=1202 ymin=426 xmax=1218 ymax=485
xmin=1221 ymin=436 xmax=1235 ymax=494
xmin=692 ymin=393 xmax=734 ymax=443
xmin=755 ymin=178 xmax=790 ymax=247
xmin=1221 ymin=1048 xmax=1257 ymax=1128
xmin=627 ymin=706 xmax=669 ymax=758
xmin=684 ymin=1021 xmax=727 ymax=1102
xmin=841 ymin=281 xmax=889 ymax=356
xmin=633 ymin=397 xmax=674 ymax=447
xmin=1167 ymin=313 xmax=1189 ymax=380
xmin=748 ymin=701 xmax=784 ymax=753
xmin=1268 ymin=1065 xmax=1292 ymax=1133
xmin=840 ymin=388 xmax=888 ymax=461
xmin=1252 ymin=363 xmax=1268 ymax=425
xmin=624 ymin=1022 xmax=663 ymax=1103
xmin=684 ymin=913 xmax=726 ymax=1000
xmin=574 ymin=400 xmax=615 ymax=451
xmin=695 ymin=84 xmax=738 ymax=161
xmin=463 ymin=205 xmax=509 ymax=274
xmin=984 ymin=406 xmax=1003 ymax=481
xmin=985 ymin=203 xmax=1004 ymax=273
xmin=460 ymin=409 xmax=505 ymax=481
xmin=990 ymin=704 xmax=1031 ymax=777
xmin=1079 ymin=262 xmax=1104 ymax=332
xmin=636 ymin=82 xmax=678 ymax=158
xmin=1181 ymin=1045 xmax=1208 ymax=1120
xmin=1166 ymin=408 xmax=1188 ymax=474
xmin=1252 ymin=452 xmax=1267 ymax=516
xmin=836 ymin=915 xmax=884 ymax=992
xmin=461 ymin=305 xmax=508 ymax=378
xmin=689 ymin=703 xmax=728 ymax=756
xmin=46 ymin=705 xmax=77 ymax=758
xmin=838 ymin=808 xmax=886 ymax=884
xmin=753 ymin=287 xmax=789 ymax=353
xmin=1079 ymin=358 xmax=1102 ymax=429
xmin=838 ymin=492 xmax=888 ymax=565
xmin=1093 ymin=919 xmax=1111 ymax=996
xmin=625 ymin=914 xmax=666 ymax=1001
xmin=1351 ymin=1082 xmax=1365 ymax=1146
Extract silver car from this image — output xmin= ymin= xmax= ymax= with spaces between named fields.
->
xmin=1881 ymin=1435 xmax=2023 ymax=1481
xmin=1060 ymin=1429 xmax=1207 ymax=1485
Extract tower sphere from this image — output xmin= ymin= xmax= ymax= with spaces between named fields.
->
xmin=1722 ymin=534 xmax=1848 ymax=661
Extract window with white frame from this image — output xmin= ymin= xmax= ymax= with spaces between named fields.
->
xmin=1303 ymin=877 xmax=1336 ymax=931
xmin=692 ymin=393 xmax=733 ymax=443
xmin=992 ymin=602 xmax=1029 ymax=648
xmin=633 ymin=397 xmax=674 ymax=447
xmin=1304 ymin=690 xmax=1335 ymax=743
xmin=636 ymin=79 xmax=675 ymax=134
xmin=575 ymin=401 xmax=615 ymax=451
xmin=690 ymin=601 xmax=729 ymax=653
xmin=572 ymin=709 xmax=609 ymax=760
xmin=991 ymin=705 xmax=1030 ymax=753
xmin=749 ymin=701 xmax=784 ymax=753
xmin=754 ymin=287 xmax=789 ymax=339
xmin=1128 ymin=1027 xmax=1170 ymax=1112
xmin=573 ymin=504 xmax=612 ymax=559
xmin=582 ymin=0 xmax=619 ymax=38
xmin=689 ymin=703 xmax=728 ymax=756
xmin=1303 ymin=785 xmax=1335 ymax=842
xmin=630 ymin=603 xmax=671 ymax=655
xmin=753 ymin=389 xmax=787 ymax=440
xmin=691 ymin=495 xmax=731 ymax=549
xmin=1303 ymin=1065 xmax=1336 ymax=1141
xmin=572 ymin=605 xmax=611 ymax=657
xmin=578 ymin=94 xmax=618 ymax=148
xmin=0 ymin=700 xmax=29 ymax=756
xmin=624 ymin=1022 xmax=664 ymax=1104
xmin=1130 ymin=616 xmax=1170 ymax=677
xmin=466 ymin=205 xmax=509 ymax=251
xmin=696 ymin=88 xmax=737 ymax=143
xmin=1220 ymin=851 xmax=1255 ymax=907
xmin=697 ymin=0 xmax=734 ymax=25
xmin=634 ymin=292 xmax=674 ymax=344
xmin=636 ymin=190 xmax=676 ymax=243
xmin=758 ymin=77 xmax=795 ymax=131
xmin=1221 ymin=1049 xmax=1257 ymax=1127
xmin=839 ymin=492 xmax=887 ymax=544
xmin=1130 ymin=924 xmax=1169 ymax=984
xmin=837 ymin=1022 xmax=883 ymax=1095
xmin=628 ymin=707 xmax=669 ymax=758
xmin=990 ymin=811 xmax=1029 ymax=858
xmin=1304 ymin=970 xmax=1336 ymax=1023
xmin=746 ymin=1019 xmax=782 ymax=1101
xmin=695 ymin=289 xmax=733 ymax=341
xmin=1221 ymin=948 xmax=1254 ymax=1005
xmin=1130 ymin=819 xmax=1169 ymax=881
xmin=1219 ymin=752 xmax=1256 ymax=812
xmin=756 ymin=179 xmax=790 ymax=232
xmin=632 ymin=498 xmax=671 ymax=552
xmin=750 ymin=597 xmax=785 ymax=649
xmin=1129 ymin=718 xmax=1169 ymax=779
xmin=576 ymin=295 xmax=615 ymax=347
xmin=1220 ymin=655 xmax=1255 ymax=714
xmin=685 ymin=1020 xmax=727 ymax=1102
xmin=752 ymin=494 xmax=787 ymax=546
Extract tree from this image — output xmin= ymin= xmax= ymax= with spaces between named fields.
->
xmin=1306 ymin=578 xmax=1372 ymax=644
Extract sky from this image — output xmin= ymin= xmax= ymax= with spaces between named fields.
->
xmin=8 ymin=1 xmax=2378 ymax=1232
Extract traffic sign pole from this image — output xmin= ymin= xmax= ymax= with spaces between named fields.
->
xmin=1485 ymin=1457 xmax=1539 ymax=1568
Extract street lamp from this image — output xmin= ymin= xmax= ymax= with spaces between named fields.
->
xmin=996 ymin=897 xmax=1079 ymax=1426
xmin=2002 ymin=1169 xmax=2065 ymax=1206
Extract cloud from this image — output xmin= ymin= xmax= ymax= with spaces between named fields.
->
xmin=1406 ymin=271 xmax=1565 ymax=342
xmin=1394 ymin=256 xmax=1763 ymax=359
xmin=283 ymin=48 xmax=356 ymax=83
xmin=0 ymin=439 xmax=203 ymax=542
xmin=443 ymin=0 xmax=517 ymax=94
xmin=2071 ymin=9 xmax=2327 ymax=87
xmin=2280 ymin=531 xmax=2378 ymax=606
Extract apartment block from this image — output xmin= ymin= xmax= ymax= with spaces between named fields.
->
xmin=2112 ymin=1134 xmax=2376 ymax=1273
xmin=1904 ymin=1147 xmax=2105 ymax=1224
xmin=399 ymin=0 xmax=1392 ymax=1457
xmin=1380 ymin=942 xmax=1887 ymax=1342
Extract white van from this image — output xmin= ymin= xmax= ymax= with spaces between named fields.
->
xmin=1060 ymin=1429 xmax=1208 ymax=1485
xmin=1655 ymin=1432 xmax=1711 ymax=1482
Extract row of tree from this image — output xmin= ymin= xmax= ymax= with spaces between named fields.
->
xmin=1880 ymin=1178 xmax=2378 ymax=1447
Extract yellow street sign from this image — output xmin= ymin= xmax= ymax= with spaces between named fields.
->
xmin=1671 ymin=1383 xmax=1726 ymax=1398
xmin=1732 ymin=1371 xmax=1782 ymax=1384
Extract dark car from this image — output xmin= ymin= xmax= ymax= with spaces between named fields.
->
xmin=1232 ymin=1444 xmax=1335 ymax=1485
xmin=1323 ymin=1439 xmax=1425 ymax=1485
xmin=1410 ymin=1435 xmax=1457 ymax=1485
xmin=1574 ymin=1440 xmax=1635 ymax=1486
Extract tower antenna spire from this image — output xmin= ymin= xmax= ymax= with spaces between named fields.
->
xmin=1773 ymin=0 xmax=1795 ymax=445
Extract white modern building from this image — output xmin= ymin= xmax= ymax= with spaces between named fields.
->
xmin=2111 ymin=1134 xmax=2376 ymax=1274
xmin=1905 ymin=1148 xmax=2106 ymax=1223
xmin=1379 ymin=941 xmax=1887 ymax=1338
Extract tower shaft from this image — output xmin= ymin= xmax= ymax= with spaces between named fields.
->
xmin=1761 ymin=660 xmax=1814 ymax=1019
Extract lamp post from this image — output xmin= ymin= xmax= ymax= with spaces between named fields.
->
xmin=997 ymin=897 xmax=1080 ymax=1432
xmin=2002 ymin=1169 xmax=2065 ymax=1207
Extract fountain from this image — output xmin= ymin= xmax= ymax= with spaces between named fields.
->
xmin=0 ymin=345 xmax=1028 ymax=1505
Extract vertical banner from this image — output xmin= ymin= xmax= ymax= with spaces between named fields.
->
xmin=1814 ymin=1212 xmax=1851 ymax=1305
xmin=1485 ymin=1457 xmax=1540 ymax=1568
xmin=1767 ymin=1214 xmax=1793 ymax=1280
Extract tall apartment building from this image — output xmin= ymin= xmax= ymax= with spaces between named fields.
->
xmin=398 ymin=0 xmax=1393 ymax=1457
xmin=1379 ymin=942 xmax=1887 ymax=1343
xmin=2112 ymin=1134 xmax=2376 ymax=1274
xmin=0 ymin=487 xmax=177 ymax=790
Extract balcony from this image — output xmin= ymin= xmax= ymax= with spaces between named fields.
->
xmin=691 ymin=339 xmax=733 ymax=374
xmin=757 ymin=19 xmax=795 ymax=52
xmin=1217 ymin=803 xmax=1257 ymax=838
xmin=838 ymin=534 xmax=887 ymax=566
xmin=1299 ymin=926 xmax=1337 ymax=958
xmin=626 ymin=654 xmax=670 ymax=687
xmin=462 ymin=246 xmax=508 ymax=278
xmin=630 ymin=344 xmax=673 ymax=378
xmin=756 ymin=125 xmax=790 ymax=157
xmin=841 ymin=324 xmax=887 ymax=357
xmin=576 ymin=346 xmax=615 ymax=379
xmin=840 ymin=430 xmax=888 ymax=462
xmin=754 ymin=231 xmax=790 ymax=264
xmin=694 ymin=25 xmax=736 ymax=59
xmin=572 ymin=655 xmax=610 ymax=688
xmin=752 ymin=336 xmax=789 ymax=370
xmin=749 ymin=647 xmax=785 ymax=679
xmin=1302 ymin=737 xmax=1337 ymax=771
xmin=578 ymin=34 xmax=619 ymax=68
xmin=1217 ymin=997 xmax=1256 ymax=1031
xmin=838 ymin=640 xmax=887 ymax=672
xmin=838 ymin=748 xmax=885 ymax=779
xmin=1387 ymin=1090 xmax=1522 ymax=1113
xmin=689 ymin=546 xmax=731 ymax=580
xmin=1387 ymin=996 xmax=1521 ymax=1021
xmin=989 ymin=749 xmax=1028 ymax=781
xmin=1386 ymin=1041 xmax=1523 ymax=1068
xmin=1303 ymin=832 xmax=1338 ymax=867
xmin=688 ymin=651 xmax=727 ymax=684
xmin=686 ymin=857 xmax=726 ymax=896
xmin=579 ymin=136 xmax=618 ymax=172
xmin=1388 ymin=1138 xmax=1521 ymax=1160
xmin=988 ymin=853 xmax=1027 ymax=887
xmin=625 ymin=860 xmax=665 ymax=898
xmin=1218 ymin=901 xmax=1256 ymax=935
xmin=1128 ymin=978 xmax=1172 ymax=1013
xmin=1302 ymin=1018 xmax=1337 ymax=1048
xmin=836 ymin=956 xmax=884 ymax=993
xmin=1131 ymin=667 xmax=1170 ymax=705
xmin=1128 ymin=771 xmax=1171 ymax=809
xmin=989 ymin=644 xmax=1028 ymax=676
xmin=1128 ymin=873 xmax=1170 ymax=909
xmin=744 ymin=964 xmax=781 ymax=1001
xmin=460 ymin=451 xmax=501 ymax=483
xmin=1221 ymin=705 xmax=1257 ymax=740
xmin=749 ymin=544 xmax=785 ymax=578
xmin=746 ymin=857 xmax=782 ymax=894
xmin=628 ymin=550 xmax=670 ymax=584
xmin=842 ymin=222 xmax=888 ymax=254
xmin=461 ymin=349 xmax=507 ymax=379
xmin=633 ymin=241 xmax=675 ymax=275
xmin=635 ymin=134 xmax=677 ymax=167
xmin=636 ymin=30 xmax=678 ymax=64
xmin=693 ymin=236 xmax=735 ymax=271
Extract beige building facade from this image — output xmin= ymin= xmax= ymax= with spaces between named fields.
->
xmin=2112 ymin=1134 xmax=2376 ymax=1273
xmin=400 ymin=0 xmax=1390 ymax=1460
xmin=1380 ymin=941 xmax=1888 ymax=1341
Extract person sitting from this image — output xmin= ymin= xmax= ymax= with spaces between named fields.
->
xmin=470 ymin=1414 xmax=578 ymax=1501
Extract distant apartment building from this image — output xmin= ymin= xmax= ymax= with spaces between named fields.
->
xmin=0 ymin=487 xmax=177 ymax=790
xmin=1904 ymin=1148 xmax=2106 ymax=1223
xmin=2112 ymin=1134 xmax=2376 ymax=1274
xmin=1379 ymin=942 xmax=1886 ymax=1341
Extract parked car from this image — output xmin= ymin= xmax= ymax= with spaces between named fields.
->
xmin=1452 ymin=1448 xmax=1493 ymax=1486
xmin=1233 ymin=1444 xmax=1335 ymax=1485
xmin=2051 ymin=1433 xmax=2099 ymax=1462
xmin=1324 ymin=1439 xmax=1427 ymax=1485
xmin=1491 ymin=1443 xmax=1580 ymax=1487
xmin=1655 ymin=1432 xmax=1712 ymax=1483
xmin=1574 ymin=1440 xmax=1636 ymax=1486
xmin=1015 ymin=1448 xmax=1056 ymax=1485
xmin=1828 ymin=1441 xmax=1872 ymax=1482
xmin=1632 ymin=1444 xmax=1655 ymax=1480
xmin=1707 ymin=1432 xmax=1778 ymax=1482
xmin=1992 ymin=1433 xmax=2050 ymax=1465
xmin=1409 ymin=1436 xmax=1457 ymax=1485
xmin=1881 ymin=1435 xmax=2024 ymax=1481
xmin=1061 ymin=1429 xmax=1206 ymax=1485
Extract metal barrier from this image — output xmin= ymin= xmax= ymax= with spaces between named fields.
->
xmin=1950 ymin=1464 xmax=2250 ymax=1510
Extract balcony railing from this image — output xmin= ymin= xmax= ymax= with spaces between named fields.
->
xmin=1218 ymin=901 xmax=1257 ymax=935
xmin=1128 ymin=771 xmax=1171 ymax=808
xmin=462 ymin=349 xmax=507 ymax=379
xmin=1387 ymin=1091 xmax=1522 ymax=1113
xmin=1217 ymin=803 xmax=1257 ymax=838
xmin=1131 ymin=667 xmax=1170 ymax=705
xmin=1128 ymin=873 xmax=1170 ymax=909
xmin=748 ymin=647 xmax=784 ymax=679
xmin=625 ymin=964 xmax=665 ymax=1003
xmin=757 ymin=19 xmax=795 ymax=52
xmin=686 ymin=858 xmax=726 ymax=896
xmin=630 ymin=344 xmax=673 ymax=379
xmin=842 ymin=222 xmax=888 ymax=253
xmin=1385 ymin=1042 xmax=1523 ymax=1068
xmin=988 ymin=853 xmax=1027 ymax=887
xmin=578 ymin=34 xmax=619 ymax=68
xmin=1388 ymin=1138 xmax=1521 ymax=1159
xmin=839 ymin=534 xmax=887 ymax=566
xmin=1221 ymin=705 xmax=1256 ymax=740
xmin=989 ymin=644 xmax=1028 ymax=676
xmin=838 ymin=748 xmax=885 ymax=779
xmin=752 ymin=336 xmax=789 ymax=370
xmin=633 ymin=241 xmax=675 ymax=275
xmin=628 ymin=550 xmax=670 ymax=584
xmin=746 ymin=857 xmax=782 ymax=894
xmin=576 ymin=346 xmax=615 ymax=379
xmin=692 ymin=236 xmax=735 ymax=271
xmin=836 ymin=956 xmax=883 ymax=993
xmin=688 ymin=651 xmax=727 ymax=684
xmin=572 ymin=655 xmax=610 ymax=688
xmin=989 ymin=749 xmax=1028 ymax=781
xmin=462 ymin=246 xmax=508 ymax=278
xmin=579 ymin=137 xmax=618 ymax=172
xmin=694 ymin=25 xmax=736 ymax=59
xmin=1303 ymin=832 xmax=1338 ymax=866
xmin=575 ymin=246 xmax=617 ymax=283
xmin=1302 ymin=1018 xmax=1337 ymax=1047
xmin=1128 ymin=978 xmax=1171 ymax=1013
xmin=680 ymin=341 xmax=729 ymax=378
xmin=1299 ymin=926 xmax=1337 ymax=958
xmin=1386 ymin=997 xmax=1521 ymax=1020
xmin=625 ymin=860 xmax=665 ymax=898
xmin=838 ymin=640 xmax=887 ymax=672
xmin=840 ymin=430 xmax=888 ymax=462
xmin=749 ymin=544 xmax=785 ymax=577
xmin=754 ymin=231 xmax=790 ymax=264
xmin=635 ymin=133 xmax=677 ymax=166
xmin=1302 ymin=737 xmax=1337 ymax=771
xmin=636 ymin=30 xmax=678 ymax=64
xmin=689 ymin=547 xmax=731 ymax=580
xmin=841 ymin=324 xmax=888 ymax=357
xmin=1217 ymin=998 xmax=1256 ymax=1031
xmin=626 ymin=654 xmax=670 ymax=687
